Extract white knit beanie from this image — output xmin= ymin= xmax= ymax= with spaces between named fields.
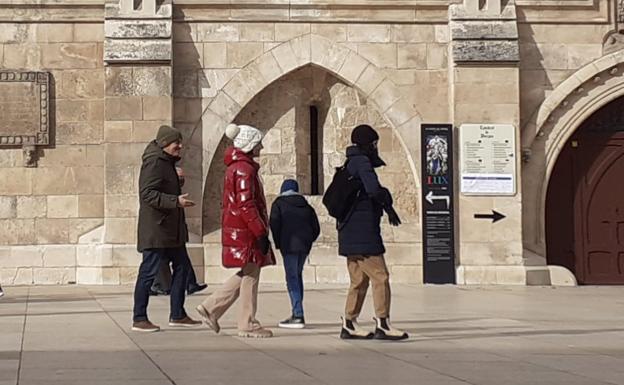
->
xmin=225 ymin=123 xmax=263 ymax=153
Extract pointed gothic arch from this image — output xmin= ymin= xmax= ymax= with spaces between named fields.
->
xmin=198 ymin=33 xmax=423 ymax=198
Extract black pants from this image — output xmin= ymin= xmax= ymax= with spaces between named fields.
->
xmin=133 ymin=247 xmax=190 ymax=322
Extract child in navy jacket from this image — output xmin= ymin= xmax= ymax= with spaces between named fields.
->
xmin=270 ymin=179 xmax=320 ymax=328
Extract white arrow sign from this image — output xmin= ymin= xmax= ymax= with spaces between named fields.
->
xmin=425 ymin=191 xmax=450 ymax=209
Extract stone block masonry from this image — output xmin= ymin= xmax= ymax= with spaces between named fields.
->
xmin=0 ymin=0 xmax=615 ymax=286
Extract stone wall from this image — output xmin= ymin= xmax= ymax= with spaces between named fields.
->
xmin=0 ymin=0 xmax=620 ymax=286
xmin=519 ymin=24 xmax=610 ymax=135
xmin=0 ymin=22 xmax=105 ymax=284
xmin=183 ymin=19 xmax=448 ymax=283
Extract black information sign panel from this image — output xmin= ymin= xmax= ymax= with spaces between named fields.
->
xmin=421 ymin=123 xmax=456 ymax=284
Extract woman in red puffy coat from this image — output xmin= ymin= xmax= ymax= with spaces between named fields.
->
xmin=196 ymin=123 xmax=275 ymax=338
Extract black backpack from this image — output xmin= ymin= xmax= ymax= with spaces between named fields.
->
xmin=322 ymin=161 xmax=362 ymax=222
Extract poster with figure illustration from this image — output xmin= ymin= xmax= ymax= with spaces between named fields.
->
xmin=426 ymin=135 xmax=448 ymax=176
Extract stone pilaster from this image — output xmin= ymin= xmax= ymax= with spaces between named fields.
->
xmin=451 ymin=0 xmax=544 ymax=284
xmin=80 ymin=0 xmax=176 ymax=284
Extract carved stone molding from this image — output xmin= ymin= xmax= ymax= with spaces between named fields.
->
xmin=104 ymin=0 xmax=172 ymax=64
xmin=604 ymin=32 xmax=624 ymax=54
xmin=523 ymin=59 xmax=624 ymax=160
xmin=600 ymin=1 xmax=624 ymax=62
xmin=521 ymin=58 xmax=624 ymax=257
xmin=450 ymin=0 xmax=520 ymax=63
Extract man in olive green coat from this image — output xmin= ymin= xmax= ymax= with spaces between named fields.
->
xmin=132 ymin=125 xmax=201 ymax=332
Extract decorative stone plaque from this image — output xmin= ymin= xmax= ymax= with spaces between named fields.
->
xmin=0 ymin=71 xmax=50 ymax=147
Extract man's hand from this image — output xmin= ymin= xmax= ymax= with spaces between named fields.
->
xmin=385 ymin=206 xmax=401 ymax=227
xmin=177 ymin=193 xmax=195 ymax=208
xmin=256 ymin=235 xmax=270 ymax=255
xmin=176 ymin=167 xmax=185 ymax=187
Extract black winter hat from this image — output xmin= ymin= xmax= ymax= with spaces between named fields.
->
xmin=351 ymin=124 xmax=379 ymax=146
xmin=156 ymin=125 xmax=183 ymax=148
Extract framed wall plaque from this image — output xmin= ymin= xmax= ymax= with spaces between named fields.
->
xmin=459 ymin=124 xmax=516 ymax=195
xmin=0 ymin=71 xmax=50 ymax=147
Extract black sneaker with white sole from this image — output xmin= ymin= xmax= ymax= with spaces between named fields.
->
xmin=278 ymin=316 xmax=305 ymax=329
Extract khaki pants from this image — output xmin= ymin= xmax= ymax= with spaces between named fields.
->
xmin=345 ymin=254 xmax=390 ymax=320
xmin=200 ymin=263 xmax=260 ymax=331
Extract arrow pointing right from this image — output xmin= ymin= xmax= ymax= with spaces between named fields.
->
xmin=474 ymin=210 xmax=506 ymax=223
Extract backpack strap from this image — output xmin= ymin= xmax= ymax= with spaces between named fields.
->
xmin=337 ymin=159 xmax=362 ymax=227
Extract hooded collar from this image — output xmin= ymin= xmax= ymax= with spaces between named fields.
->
xmin=224 ymin=146 xmax=259 ymax=169
xmin=278 ymin=193 xmax=308 ymax=207
xmin=142 ymin=140 xmax=180 ymax=163
xmin=346 ymin=145 xmax=386 ymax=168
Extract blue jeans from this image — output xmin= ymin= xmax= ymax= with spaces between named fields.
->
xmin=133 ymin=247 xmax=190 ymax=322
xmin=283 ymin=253 xmax=307 ymax=317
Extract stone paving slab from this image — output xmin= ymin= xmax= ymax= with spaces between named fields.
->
xmin=1 ymin=284 xmax=624 ymax=385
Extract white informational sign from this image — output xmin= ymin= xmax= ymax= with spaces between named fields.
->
xmin=460 ymin=124 xmax=516 ymax=195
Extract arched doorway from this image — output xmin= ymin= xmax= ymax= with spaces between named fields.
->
xmin=546 ymin=97 xmax=624 ymax=284
xmin=202 ymin=65 xmax=419 ymax=240
xmin=193 ymin=34 xmax=424 ymax=282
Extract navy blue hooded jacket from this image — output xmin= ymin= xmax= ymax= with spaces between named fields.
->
xmin=337 ymin=145 xmax=392 ymax=257
xmin=270 ymin=193 xmax=320 ymax=255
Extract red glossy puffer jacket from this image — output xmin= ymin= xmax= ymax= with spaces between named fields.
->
xmin=221 ymin=146 xmax=275 ymax=268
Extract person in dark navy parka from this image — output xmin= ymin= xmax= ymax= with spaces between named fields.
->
xmin=270 ymin=179 xmax=320 ymax=329
xmin=337 ymin=124 xmax=408 ymax=341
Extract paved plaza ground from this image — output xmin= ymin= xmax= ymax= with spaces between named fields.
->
xmin=1 ymin=284 xmax=623 ymax=385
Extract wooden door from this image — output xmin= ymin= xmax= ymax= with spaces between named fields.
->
xmin=547 ymin=97 xmax=624 ymax=284
xmin=574 ymin=133 xmax=624 ymax=284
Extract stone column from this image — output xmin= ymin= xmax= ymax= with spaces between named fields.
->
xmin=76 ymin=0 xmax=173 ymax=284
xmin=450 ymin=0 xmax=548 ymax=284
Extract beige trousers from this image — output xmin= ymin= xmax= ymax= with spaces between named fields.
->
xmin=200 ymin=263 xmax=261 ymax=332
xmin=345 ymin=254 xmax=391 ymax=320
